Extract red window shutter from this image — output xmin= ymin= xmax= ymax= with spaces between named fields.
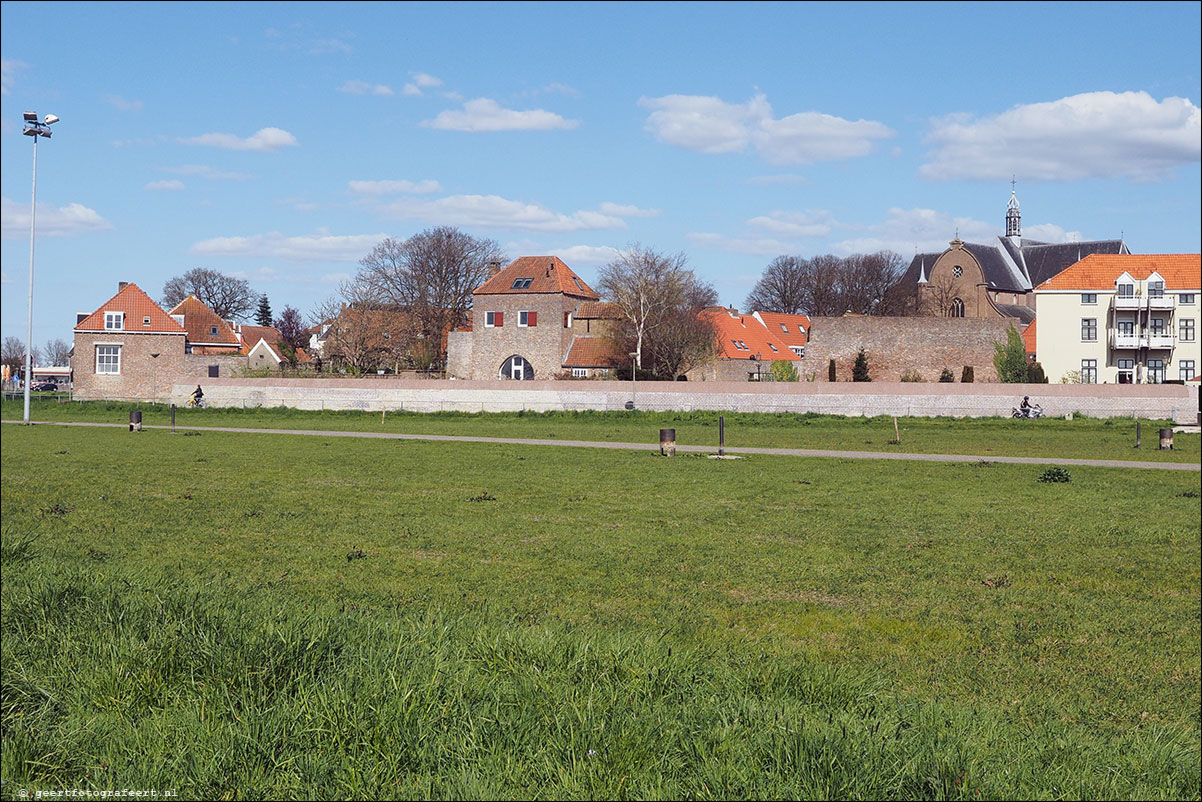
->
xmin=528 ymin=311 xmax=537 ymax=327
xmin=495 ymin=312 xmax=503 ymax=327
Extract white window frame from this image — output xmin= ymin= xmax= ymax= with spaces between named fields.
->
xmin=1081 ymin=359 xmax=1097 ymax=384
xmin=1081 ymin=318 xmax=1097 ymax=342
xmin=1179 ymin=360 xmax=1196 ymax=381
xmin=484 ymin=311 xmax=497 ymax=328
xmin=96 ymin=344 xmax=121 ymax=374
xmin=1180 ymin=318 xmax=1195 ymax=342
xmin=518 ymin=311 xmax=530 ymax=327
xmin=1180 ymin=293 xmax=1196 ymax=305
xmin=1116 ymin=283 xmax=1134 ymax=299
xmin=1081 ymin=293 xmax=1097 ymax=305
xmin=572 ymin=368 xmax=588 ymax=378
xmin=1147 ymin=359 xmax=1166 ymax=384
xmin=104 ymin=311 xmax=124 ymax=330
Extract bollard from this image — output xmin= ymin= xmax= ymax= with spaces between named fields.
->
xmin=660 ymin=428 xmax=676 ymax=456
xmin=171 ymin=404 xmax=176 ymax=433
xmin=1159 ymin=428 xmax=1174 ymax=450
xmin=1135 ymin=420 xmax=1141 ymax=448
xmin=719 ymin=415 xmax=725 ymax=457
xmin=129 ymin=409 xmax=142 ymax=432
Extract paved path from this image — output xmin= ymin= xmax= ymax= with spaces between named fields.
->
xmin=6 ymin=419 xmax=1199 ymax=471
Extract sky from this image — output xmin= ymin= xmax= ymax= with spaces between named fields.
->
xmin=2 ymin=1 xmax=1200 ymax=351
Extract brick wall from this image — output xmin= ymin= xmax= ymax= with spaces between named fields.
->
xmin=802 ymin=316 xmax=1015 ymax=382
xmin=448 ymin=294 xmax=578 ymax=380
xmin=71 ymin=331 xmax=248 ymax=401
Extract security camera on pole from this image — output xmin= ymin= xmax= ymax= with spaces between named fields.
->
xmin=21 ymin=111 xmax=59 ymax=424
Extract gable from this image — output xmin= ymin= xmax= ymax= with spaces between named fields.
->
xmin=74 ymin=283 xmax=186 ymax=334
xmin=474 ymin=256 xmax=600 ymax=299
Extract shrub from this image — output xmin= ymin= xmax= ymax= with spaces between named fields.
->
xmin=1027 ymin=360 xmax=1047 ymax=383
xmin=961 ymin=366 xmax=974 ymax=383
xmin=939 ymin=368 xmax=955 ymax=383
xmin=852 ymin=348 xmax=871 ymax=382
xmin=770 ymin=360 xmax=799 ymax=382
xmin=899 ymin=369 xmax=925 ymax=382
xmin=1060 ymin=369 xmax=1082 ymax=384
xmin=993 ymin=325 xmax=1028 ymax=383
xmin=1037 ymin=467 xmax=1071 ymax=483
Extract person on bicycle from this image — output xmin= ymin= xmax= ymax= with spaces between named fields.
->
xmin=191 ymin=384 xmax=204 ymax=405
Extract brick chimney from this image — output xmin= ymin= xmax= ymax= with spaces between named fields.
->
xmin=118 ymin=281 xmax=129 ymax=291
xmin=487 ymin=260 xmax=502 ymax=278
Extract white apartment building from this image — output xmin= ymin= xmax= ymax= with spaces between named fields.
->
xmin=1034 ymin=254 xmax=1200 ymax=384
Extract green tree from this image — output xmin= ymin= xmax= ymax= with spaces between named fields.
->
xmin=255 ymin=294 xmax=273 ymax=326
xmin=852 ymin=347 xmax=871 ymax=382
xmin=993 ymin=325 xmax=1028 ymax=383
xmin=939 ymin=367 xmax=955 ymax=383
xmin=770 ymin=360 xmax=799 ymax=382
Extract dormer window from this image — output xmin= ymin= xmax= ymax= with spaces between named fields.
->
xmin=1117 ymin=282 xmax=1134 ymax=298
xmin=1148 ymin=280 xmax=1165 ymax=298
xmin=780 ymin=324 xmax=788 ymax=333
xmin=104 ymin=312 xmax=124 ymax=330
xmin=142 ymin=316 xmax=152 ymax=327
xmin=510 ymin=277 xmax=533 ymax=289
xmin=210 ymin=325 xmax=219 ymax=336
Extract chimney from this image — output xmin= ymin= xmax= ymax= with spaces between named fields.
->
xmin=118 ymin=281 xmax=128 ymax=291
xmin=487 ymin=260 xmax=501 ymax=278
xmin=76 ymin=313 xmax=88 ymax=325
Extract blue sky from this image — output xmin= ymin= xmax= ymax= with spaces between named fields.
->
xmin=2 ymin=1 xmax=1199 ymax=349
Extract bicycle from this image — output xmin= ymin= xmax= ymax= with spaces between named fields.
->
xmin=185 ymin=396 xmax=207 ymax=408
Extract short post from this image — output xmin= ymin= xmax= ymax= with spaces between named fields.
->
xmin=171 ymin=404 xmax=176 ymax=433
xmin=1135 ymin=420 xmax=1141 ymax=448
xmin=129 ymin=409 xmax=142 ymax=432
xmin=719 ymin=415 xmax=725 ymax=457
xmin=893 ymin=416 xmax=900 ymax=444
xmin=1159 ymin=428 xmax=1174 ymax=450
xmin=659 ymin=428 xmax=676 ymax=456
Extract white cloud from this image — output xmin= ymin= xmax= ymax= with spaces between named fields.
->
xmin=103 ymin=94 xmax=143 ymax=111
xmin=145 ymin=180 xmax=185 ymax=191
xmin=1 ymin=197 xmax=113 ymax=239
xmin=1 ymin=58 xmax=28 ymax=95
xmin=338 ymin=80 xmax=394 ymax=96
xmin=191 ymin=231 xmax=386 ymax=262
xmin=922 ymin=91 xmax=1202 ymax=181
xmin=403 ymin=73 xmax=443 ymax=96
xmin=1024 ymin=223 xmax=1083 ymax=243
xmin=161 ymin=164 xmax=250 ymax=180
xmin=639 ymin=92 xmax=894 ymax=164
xmin=747 ymin=210 xmax=836 ymax=238
xmin=597 ymin=202 xmax=660 ymax=218
xmin=688 ymin=232 xmax=802 ymax=257
xmin=347 ymin=179 xmax=443 ymax=196
xmin=382 ymin=194 xmax=627 ymax=232
xmin=828 ymin=207 xmax=997 ymax=255
xmin=179 ymin=127 xmax=299 ymax=152
xmin=422 ymin=98 xmax=579 ymax=132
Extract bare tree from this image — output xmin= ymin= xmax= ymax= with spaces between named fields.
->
xmin=162 ymin=268 xmax=257 ymax=320
xmin=273 ymin=306 xmax=308 ymax=350
xmin=743 ymin=250 xmax=908 ymax=316
xmin=312 ymin=284 xmax=419 ymax=374
xmin=351 ymin=227 xmax=505 ymax=360
xmin=744 ymin=255 xmax=809 ymax=314
xmin=2 ymin=337 xmax=26 ymax=375
xmin=598 ymin=245 xmax=697 ymax=371
xmin=43 ymin=338 xmax=72 ymax=366
xmin=923 ymin=271 xmax=961 ymax=317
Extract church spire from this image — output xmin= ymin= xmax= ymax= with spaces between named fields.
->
xmin=1006 ymin=177 xmax=1021 ymax=238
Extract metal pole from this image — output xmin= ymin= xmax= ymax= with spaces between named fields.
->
xmin=23 ymin=134 xmax=38 ymax=424
xmin=719 ymin=415 xmax=725 ymax=457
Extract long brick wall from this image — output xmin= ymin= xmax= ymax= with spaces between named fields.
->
xmin=168 ymin=378 xmax=1201 ymax=423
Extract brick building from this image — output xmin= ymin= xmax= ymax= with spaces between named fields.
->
xmin=71 ymin=282 xmax=251 ymax=401
xmin=446 ymin=256 xmax=621 ymax=380
xmin=689 ymin=307 xmax=808 ymax=381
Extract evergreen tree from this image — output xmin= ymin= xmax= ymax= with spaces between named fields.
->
xmin=852 ymin=347 xmax=871 ymax=382
xmin=255 ymin=294 xmax=273 ymax=327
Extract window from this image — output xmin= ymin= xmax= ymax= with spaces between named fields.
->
xmin=797 ymin=325 xmax=805 ymax=334
xmin=1116 ymin=282 xmax=1134 ymax=298
xmin=1150 ymin=318 xmax=1165 ymax=335
xmin=142 ymin=316 xmax=151 ymax=327
xmin=1117 ymin=358 xmax=1134 ymax=384
xmin=499 ymin=355 xmax=533 ymax=380
xmin=780 ymin=323 xmax=788 ymax=333
xmin=208 ymin=365 xmax=219 ymax=378
xmin=104 ymin=312 xmax=124 ymax=330
xmin=1181 ymin=293 xmax=1196 ymax=305
xmin=96 ymin=345 xmax=121 ymax=374
xmin=768 ymin=343 xmax=778 ymax=352
xmin=738 ymin=340 xmax=748 ymax=350
xmin=1081 ymin=293 xmax=1097 ymax=305
xmin=952 ymin=265 xmax=963 ymax=278
xmin=484 ymin=311 xmax=503 ymax=328
xmin=209 ymin=325 xmax=219 ymax=336
xmin=1117 ymin=320 xmax=1134 ymax=335
xmin=572 ymin=368 xmax=588 ymax=378
xmin=510 ymin=277 xmax=533 ymax=289
xmin=572 ymin=277 xmax=586 ymax=293
xmin=518 ymin=310 xmax=537 ymax=327
xmin=1148 ymin=280 xmax=1165 ymax=298
xmin=563 ymin=312 xmax=572 ymax=328
xmin=949 ymin=298 xmax=964 ymax=317
xmin=790 ymin=346 xmax=804 ymax=357
xmin=1180 ymin=319 xmax=1195 ymax=342
xmin=1180 ymin=360 xmax=1197 ymax=381
xmin=1147 ymin=359 xmax=1165 ymax=383
xmin=1081 ymin=359 xmax=1097 ymax=384
xmin=1081 ymin=318 xmax=1097 ymax=341
xmin=730 ymin=340 xmax=744 ymax=351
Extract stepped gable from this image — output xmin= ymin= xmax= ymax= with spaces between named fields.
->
xmin=474 ymin=256 xmax=600 ymax=299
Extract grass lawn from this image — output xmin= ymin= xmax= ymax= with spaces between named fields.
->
xmin=4 ymin=398 xmax=1199 ymax=463
xmin=2 ymin=423 xmax=1199 ymax=799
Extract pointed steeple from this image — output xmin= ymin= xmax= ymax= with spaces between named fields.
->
xmin=917 ymin=255 xmax=928 ymax=284
xmin=1006 ymin=177 xmax=1021 ymax=239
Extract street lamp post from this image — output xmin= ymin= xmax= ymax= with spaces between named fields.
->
xmin=21 ymin=111 xmax=59 ymax=425
xmin=629 ymin=352 xmax=638 ymax=410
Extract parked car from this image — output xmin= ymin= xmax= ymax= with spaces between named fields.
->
xmin=31 ymin=381 xmax=59 ymax=392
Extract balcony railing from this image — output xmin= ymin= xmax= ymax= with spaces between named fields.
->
xmin=1112 ymin=294 xmax=1176 ymax=311
xmin=1113 ymin=295 xmax=1141 ymax=309
xmin=1110 ymin=332 xmax=1139 ymax=349
xmin=1147 ymin=294 xmax=1175 ymax=309
xmin=1146 ymin=333 xmax=1175 ymax=349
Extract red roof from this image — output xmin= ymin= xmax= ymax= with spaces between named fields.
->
xmin=474 ymin=256 xmax=600 ymax=299
xmin=563 ymin=335 xmax=622 ymax=368
xmin=1022 ymin=320 xmax=1037 ymax=356
xmin=168 ymin=296 xmax=241 ymax=347
xmin=753 ymin=311 xmax=810 ymax=348
xmin=237 ymin=324 xmax=285 ymax=355
xmin=1036 ymin=254 xmax=1200 ymax=291
xmin=701 ymin=307 xmax=800 ymax=361
xmin=574 ymin=301 xmax=622 ymax=319
xmin=75 ymin=283 xmax=185 ymax=334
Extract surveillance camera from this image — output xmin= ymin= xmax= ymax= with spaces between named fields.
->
xmin=44 ymin=114 xmax=59 ymax=125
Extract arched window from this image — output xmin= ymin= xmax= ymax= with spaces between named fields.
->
xmin=950 ymin=298 xmax=965 ymax=318
xmin=499 ymin=355 xmax=534 ymax=380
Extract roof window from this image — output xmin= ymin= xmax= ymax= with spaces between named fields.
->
xmin=511 ymin=277 xmax=533 ymax=289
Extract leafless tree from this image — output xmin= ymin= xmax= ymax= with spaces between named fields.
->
xmin=923 ymin=271 xmax=961 ymax=317
xmin=2 ymin=337 xmax=27 ymax=375
xmin=351 ymin=227 xmax=505 ymax=359
xmin=43 ymin=338 xmax=72 ymax=366
xmin=162 ymin=268 xmax=257 ymax=320
xmin=744 ymin=255 xmax=810 ymax=314
xmin=312 ymin=285 xmax=420 ymax=374
xmin=598 ymin=245 xmax=696 ymax=371
xmin=743 ymin=250 xmax=908 ymax=316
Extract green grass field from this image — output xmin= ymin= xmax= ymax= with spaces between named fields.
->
xmin=2 ymin=421 xmax=1199 ymax=799
xmin=4 ymin=398 xmax=1199 ymax=463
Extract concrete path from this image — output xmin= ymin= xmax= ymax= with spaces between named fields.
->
xmin=6 ymin=419 xmax=1199 ymax=471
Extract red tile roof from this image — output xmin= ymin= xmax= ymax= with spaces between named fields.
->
xmin=474 ymin=256 xmax=600 ymax=299
xmin=563 ymin=335 xmax=622 ymax=368
xmin=168 ymin=296 xmax=241 ymax=347
xmin=753 ymin=311 xmax=810 ymax=348
xmin=1022 ymin=320 xmax=1037 ymax=356
xmin=701 ymin=307 xmax=800 ymax=361
xmin=75 ymin=283 xmax=186 ymax=334
xmin=574 ymin=301 xmax=622 ymax=319
xmin=1035 ymin=254 xmax=1201 ymax=291
xmin=237 ymin=324 xmax=286 ymax=355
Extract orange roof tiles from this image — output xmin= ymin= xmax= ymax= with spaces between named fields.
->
xmin=474 ymin=256 xmax=600 ymax=299
xmin=237 ymin=324 xmax=286 ymax=355
xmin=702 ymin=307 xmax=800 ymax=361
xmin=168 ymin=296 xmax=241 ymax=347
xmin=1022 ymin=320 xmax=1037 ymax=356
xmin=1036 ymin=254 xmax=1200 ymax=291
xmin=754 ymin=311 xmax=810 ymax=348
xmin=574 ymin=301 xmax=622 ymax=319
xmin=563 ymin=336 xmax=623 ymax=367
xmin=75 ymin=283 xmax=186 ymax=334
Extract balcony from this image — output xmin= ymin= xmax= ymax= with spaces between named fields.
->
xmin=1146 ymin=332 xmax=1175 ymax=349
xmin=1113 ymin=295 xmax=1141 ymax=309
xmin=1147 ymin=294 xmax=1175 ymax=310
xmin=1110 ymin=332 xmax=1139 ymax=349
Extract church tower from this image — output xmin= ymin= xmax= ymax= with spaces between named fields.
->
xmin=1006 ymin=181 xmax=1021 ymax=239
